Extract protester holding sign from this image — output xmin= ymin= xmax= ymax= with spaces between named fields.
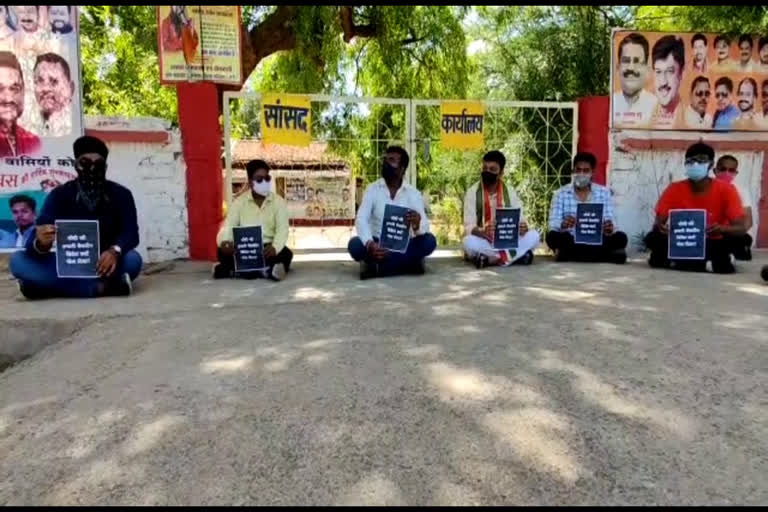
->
xmin=713 ymin=154 xmax=753 ymax=260
xmin=10 ymin=136 xmax=142 ymax=298
xmin=462 ymin=150 xmax=539 ymax=268
xmin=348 ymin=146 xmax=436 ymax=280
xmin=644 ymin=142 xmax=746 ymax=274
xmin=546 ymin=152 xmax=628 ymax=264
xmin=215 ymin=159 xmax=292 ymax=281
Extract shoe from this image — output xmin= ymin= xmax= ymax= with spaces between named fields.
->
xmin=17 ymin=281 xmax=46 ymax=300
xmin=610 ymin=249 xmax=627 ymax=265
xmin=474 ymin=254 xmax=489 ymax=269
xmin=648 ymin=253 xmax=669 ymax=269
xmin=360 ymin=261 xmax=378 ymax=280
xmin=212 ymin=263 xmax=233 ymax=279
xmin=268 ymin=263 xmax=286 ymax=281
xmin=761 ymin=265 xmax=768 ymax=282
xmin=106 ymin=273 xmax=132 ymax=297
xmin=710 ymin=260 xmax=735 ymax=274
xmin=518 ymin=250 xmax=534 ymax=265
xmin=733 ymin=246 xmax=752 ymax=261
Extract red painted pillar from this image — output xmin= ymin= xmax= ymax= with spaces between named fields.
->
xmin=577 ymin=96 xmax=610 ymax=186
xmin=177 ymin=82 xmax=222 ymax=261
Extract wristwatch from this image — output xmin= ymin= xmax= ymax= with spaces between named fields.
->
xmin=111 ymin=245 xmax=122 ymax=255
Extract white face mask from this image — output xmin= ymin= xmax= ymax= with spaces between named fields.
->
xmin=251 ymin=180 xmax=271 ymax=197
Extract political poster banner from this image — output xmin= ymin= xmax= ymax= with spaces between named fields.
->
xmin=157 ymin=6 xmax=243 ymax=85
xmin=0 ymin=6 xmax=83 ymax=252
xmin=611 ymin=30 xmax=768 ymax=131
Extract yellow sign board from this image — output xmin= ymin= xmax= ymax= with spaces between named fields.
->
xmin=261 ymin=94 xmax=312 ymax=147
xmin=440 ymin=102 xmax=485 ymax=150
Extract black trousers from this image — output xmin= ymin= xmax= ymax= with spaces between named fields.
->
xmin=217 ymin=246 xmax=293 ymax=273
xmin=644 ymin=229 xmax=739 ymax=273
xmin=546 ymin=230 xmax=628 ymax=262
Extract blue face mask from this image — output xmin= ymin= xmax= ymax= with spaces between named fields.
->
xmin=685 ymin=162 xmax=710 ymax=182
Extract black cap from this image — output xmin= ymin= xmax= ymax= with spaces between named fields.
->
xmin=73 ymin=135 xmax=109 ymax=160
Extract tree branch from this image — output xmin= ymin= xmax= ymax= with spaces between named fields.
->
xmin=240 ymin=5 xmax=301 ymax=80
xmin=340 ymin=6 xmax=376 ymax=43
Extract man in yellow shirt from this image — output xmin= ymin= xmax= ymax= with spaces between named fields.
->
xmin=214 ymin=159 xmax=292 ymax=281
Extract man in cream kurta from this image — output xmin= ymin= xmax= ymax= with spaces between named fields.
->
xmin=462 ymin=150 xmax=540 ymax=268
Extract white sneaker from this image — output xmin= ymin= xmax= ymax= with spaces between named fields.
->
xmin=269 ymin=263 xmax=286 ymax=281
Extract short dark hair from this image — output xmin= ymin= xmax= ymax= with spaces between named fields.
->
xmin=482 ymin=150 xmax=506 ymax=170
xmin=691 ymin=76 xmax=710 ymax=92
xmin=759 ymin=36 xmax=768 ymax=52
xmin=763 ymin=79 xmax=768 ymax=92
xmin=714 ymin=35 xmax=730 ymax=47
xmin=692 ymin=33 xmax=707 ymax=47
xmin=385 ymin=145 xmax=409 ymax=170
xmin=715 ymin=76 xmax=734 ymax=92
xmin=716 ymin=154 xmax=738 ymax=168
xmin=739 ymin=77 xmax=757 ymax=94
xmin=685 ymin=142 xmax=714 ymax=161
xmin=738 ymin=34 xmax=753 ymax=48
xmin=0 ymin=51 xmax=23 ymax=81
xmin=652 ymin=35 xmax=685 ymax=70
xmin=245 ymin=159 xmax=269 ymax=181
xmin=618 ymin=32 xmax=649 ymax=63
xmin=9 ymin=194 xmax=35 ymax=211
xmin=47 ymin=5 xmax=72 ymax=14
xmin=573 ymin=152 xmax=597 ymax=169
xmin=34 ymin=53 xmax=72 ymax=82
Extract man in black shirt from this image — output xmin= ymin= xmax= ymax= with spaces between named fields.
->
xmin=10 ymin=135 xmax=143 ymax=299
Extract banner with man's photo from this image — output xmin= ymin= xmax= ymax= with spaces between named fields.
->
xmin=0 ymin=6 xmax=82 ymax=251
xmin=276 ymin=175 xmax=355 ymax=221
xmin=611 ymin=30 xmax=768 ymax=131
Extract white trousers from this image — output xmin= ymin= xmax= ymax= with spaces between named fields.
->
xmin=463 ymin=230 xmax=541 ymax=265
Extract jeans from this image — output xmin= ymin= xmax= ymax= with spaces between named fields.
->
xmin=546 ymin=230 xmax=628 ymax=262
xmin=463 ymin=231 xmax=541 ymax=265
xmin=217 ymin=246 xmax=294 ymax=275
xmin=644 ymin=229 xmax=738 ymax=274
xmin=10 ymin=249 xmax=143 ymax=298
xmin=348 ymin=233 xmax=437 ymax=276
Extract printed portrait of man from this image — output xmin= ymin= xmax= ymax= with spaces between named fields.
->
xmin=650 ymin=35 xmax=685 ymax=128
xmin=0 ymin=51 xmax=41 ymax=157
xmin=0 ymin=5 xmax=17 ymax=40
xmin=13 ymin=5 xmax=39 ymax=34
xmin=613 ymin=32 xmax=657 ymax=128
xmin=33 ymin=52 xmax=74 ymax=136
xmin=48 ymin=5 xmax=74 ymax=35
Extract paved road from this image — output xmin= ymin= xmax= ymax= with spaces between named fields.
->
xmin=1 ymin=256 xmax=767 ymax=505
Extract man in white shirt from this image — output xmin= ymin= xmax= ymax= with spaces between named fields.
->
xmin=714 ymin=154 xmax=753 ymax=260
xmin=613 ymin=32 xmax=657 ymax=128
xmin=650 ymin=35 xmax=685 ymax=129
xmin=348 ymin=146 xmax=436 ymax=279
xmin=685 ymin=76 xmax=713 ymax=129
xmin=462 ymin=150 xmax=540 ymax=268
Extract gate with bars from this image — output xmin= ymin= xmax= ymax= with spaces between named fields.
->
xmin=222 ymin=93 xmax=578 ymax=250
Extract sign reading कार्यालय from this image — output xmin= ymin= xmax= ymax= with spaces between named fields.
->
xmin=233 ymin=225 xmax=266 ymax=273
xmin=55 ymin=220 xmax=100 ymax=278
xmin=439 ymin=101 xmax=485 ymax=150
xmin=668 ymin=209 xmax=707 ymax=260
xmin=493 ymin=208 xmax=521 ymax=250
xmin=261 ymin=93 xmax=312 ymax=147
xmin=574 ymin=203 xmax=605 ymax=245
xmin=379 ymin=204 xmax=411 ymax=253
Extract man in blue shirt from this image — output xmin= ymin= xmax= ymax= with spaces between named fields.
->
xmin=546 ymin=152 xmax=628 ymax=263
xmin=10 ymin=135 xmax=142 ymax=299
xmin=713 ymin=77 xmax=741 ymax=130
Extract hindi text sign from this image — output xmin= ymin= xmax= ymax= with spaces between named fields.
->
xmin=574 ymin=203 xmax=604 ymax=245
xmin=233 ymin=226 xmax=266 ymax=273
xmin=668 ymin=209 xmax=706 ymax=260
xmin=379 ymin=204 xmax=411 ymax=253
xmin=494 ymin=208 xmax=520 ymax=250
xmin=55 ymin=220 xmax=100 ymax=278
xmin=261 ymin=93 xmax=312 ymax=147
xmin=440 ymin=102 xmax=485 ymax=150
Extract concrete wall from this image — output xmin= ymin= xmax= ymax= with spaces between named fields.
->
xmin=609 ymin=129 xmax=768 ymax=251
xmin=85 ymin=116 xmax=189 ymax=263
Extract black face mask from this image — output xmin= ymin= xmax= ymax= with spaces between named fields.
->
xmin=481 ymin=171 xmax=498 ymax=187
xmin=382 ymin=161 xmax=400 ymax=183
xmin=76 ymin=159 xmax=107 ymax=210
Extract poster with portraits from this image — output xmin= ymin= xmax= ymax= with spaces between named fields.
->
xmin=0 ymin=6 xmax=82 ymax=252
xmin=611 ymin=30 xmax=768 ymax=132
xmin=276 ymin=175 xmax=355 ymax=221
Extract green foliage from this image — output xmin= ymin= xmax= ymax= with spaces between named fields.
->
xmin=80 ymin=6 xmax=178 ymax=122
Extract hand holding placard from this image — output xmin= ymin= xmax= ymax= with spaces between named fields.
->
xmin=493 ymin=208 xmax=520 ymax=250
xmin=668 ymin=209 xmax=706 ymax=260
xmin=379 ymin=204 xmax=411 ymax=253
xmin=55 ymin=220 xmax=100 ymax=278
xmin=574 ymin=203 xmax=604 ymax=245
xmin=233 ymin=225 xmax=266 ymax=272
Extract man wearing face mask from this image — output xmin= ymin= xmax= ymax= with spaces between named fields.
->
xmin=546 ymin=152 xmax=627 ymax=264
xmin=713 ymin=154 xmax=753 ymax=260
xmin=462 ymin=150 xmax=540 ymax=268
xmin=348 ymin=145 xmax=436 ymax=279
xmin=10 ymin=135 xmax=142 ymax=299
xmin=214 ymin=159 xmax=291 ymax=281
xmin=644 ymin=143 xmax=746 ymax=274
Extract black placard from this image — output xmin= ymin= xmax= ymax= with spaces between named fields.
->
xmin=493 ymin=208 xmax=520 ymax=250
xmin=574 ymin=203 xmax=604 ymax=245
xmin=668 ymin=209 xmax=706 ymax=260
xmin=55 ymin=220 xmax=100 ymax=278
xmin=233 ymin=225 xmax=266 ymax=272
xmin=379 ymin=204 xmax=411 ymax=253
